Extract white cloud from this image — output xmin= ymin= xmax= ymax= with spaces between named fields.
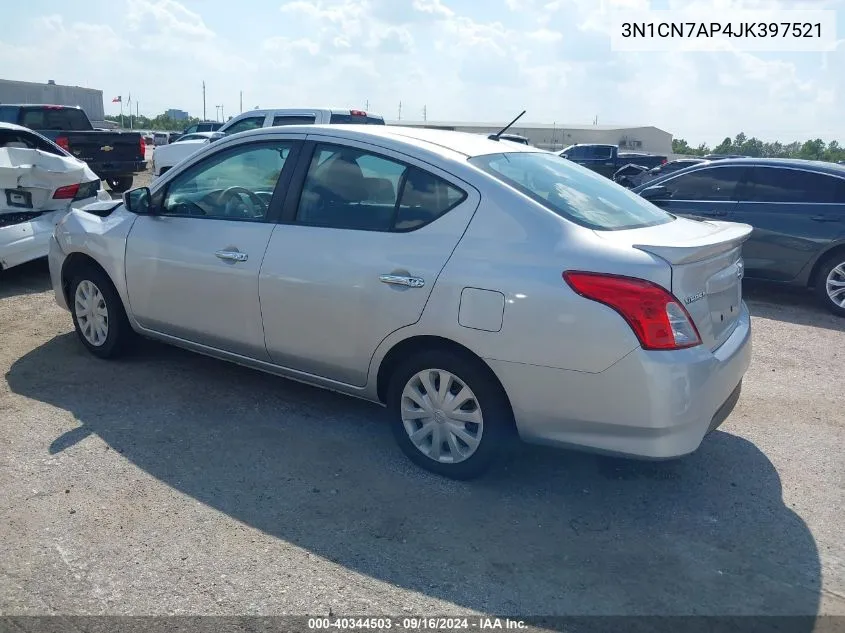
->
xmin=0 ymin=0 xmax=841 ymax=144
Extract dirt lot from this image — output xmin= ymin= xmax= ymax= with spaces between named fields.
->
xmin=0 ymin=173 xmax=843 ymax=622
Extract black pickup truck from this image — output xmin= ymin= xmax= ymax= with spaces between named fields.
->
xmin=0 ymin=104 xmax=146 ymax=193
xmin=559 ymin=143 xmax=667 ymax=178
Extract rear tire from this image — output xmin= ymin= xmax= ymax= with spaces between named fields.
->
xmin=106 ymin=176 xmax=134 ymax=193
xmin=387 ymin=349 xmax=515 ymax=480
xmin=69 ymin=266 xmax=133 ymax=359
xmin=815 ymin=253 xmax=845 ymax=317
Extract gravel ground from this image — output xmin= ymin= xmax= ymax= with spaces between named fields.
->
xmin=0 ymin=170 xmax=843 ymax=623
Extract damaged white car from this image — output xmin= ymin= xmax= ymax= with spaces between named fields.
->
xmin=1 ymin=123 xmax=110 ymax=272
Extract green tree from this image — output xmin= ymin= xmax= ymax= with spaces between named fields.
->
xmin=712 ymin=136 xmax=734 ymax=155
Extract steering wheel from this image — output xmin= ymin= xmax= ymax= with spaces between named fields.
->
xmin=215 ymin=186 xmax=267 ymax=218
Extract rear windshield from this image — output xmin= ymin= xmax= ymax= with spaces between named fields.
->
xmin=19 ymin=107 xmax=92 ymax=131
xmin=470 ymin=152 xmax=674 ymax=231
xmin=329 ymin=113 xmax=385 ymax=125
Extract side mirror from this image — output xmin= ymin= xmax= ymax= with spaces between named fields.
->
xmin=639 ymin=184 xmax=669 ymax=200
xmin=123 ymin=186 xmax=153 ymax=215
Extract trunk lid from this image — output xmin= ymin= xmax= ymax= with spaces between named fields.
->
xmin=596 ymin=218 xmax=753 ymax=350
xmin=62 ymin=131 xmax=142 ymax=167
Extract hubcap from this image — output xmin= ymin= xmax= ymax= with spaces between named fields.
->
xmin=74 ymin=280 xmax=109 ymax=346
xmin=826 ymin=262 xmax=845 ymax=308
xmin=400 ymin=368 xmax=483 ymax=464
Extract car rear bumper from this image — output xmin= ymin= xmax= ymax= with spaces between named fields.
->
xmin=486 ymin=302 xmax=752 ymax=459
xmin=92 ymin=161 xmax=147 ymax=177
xmin=48 ymin=233 xmax=69 ymax=311
xmin=0 ymin=209 xmax=69 ymax=271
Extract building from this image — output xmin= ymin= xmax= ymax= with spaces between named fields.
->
xmin=389 ymin=120 xmax=673 ymax=157
xmin=166 ymin=108 xmax=190 ymax=121
xmin=0 ymin=78 xmax=105 ymax=125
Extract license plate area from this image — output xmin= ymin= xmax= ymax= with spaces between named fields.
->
xmin=4 ymin=189 xmax=33 ymax=209
xmin=706 ymin=261 xmax=743 ymax=340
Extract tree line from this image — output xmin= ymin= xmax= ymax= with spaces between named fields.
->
xmin=104 ymin=113 xmax=211 ymax=131
xmin=673 ymin=133 xmax=843 ymax=162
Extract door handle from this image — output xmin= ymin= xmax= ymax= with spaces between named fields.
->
xmin=379 ymin=274 xmax=425 ymax=288
xmin=811 ymin=215 xmax=839 ymax=223
xmin=215 ymin=250 xmax=248 ymax=262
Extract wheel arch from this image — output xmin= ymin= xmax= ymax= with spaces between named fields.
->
xmin=807 ymin=242 xmax=845 ymax=288
xmin=374 ymin=334 xmax=514 ymax=417
xmin=60 ymin=252 xmax=122 ymax=311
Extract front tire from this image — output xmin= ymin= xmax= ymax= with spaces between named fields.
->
xmin=387 ymin=350 xmax=515 ymax=480
xmin=69 ymin=267 xmax=133 ymax=359
xmin=815 ymin=253 xmax=845 ymax=317
xmin=106 ymin=176 xmax=134 ymax=193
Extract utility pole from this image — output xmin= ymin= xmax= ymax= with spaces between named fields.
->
xmin=221 ymin=105 xmax=225 ymax=121
xmin=240 ymin=91 xmax=243 ymax=114
xmin=365 ymin=99 xmax=369 ymax=110
xmin=202 ymin=81 xmax=206 ymax=121
xmin=398 ymin=101 xmax=402 ymax=121
xmin=423 ymin=105 xmax=427 ymax=122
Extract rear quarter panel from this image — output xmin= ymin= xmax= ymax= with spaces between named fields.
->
xmin=365 ymin=176 xmax=666 ymax=396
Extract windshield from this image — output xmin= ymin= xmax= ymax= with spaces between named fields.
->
xmin=470 ymin=152 xmax=674 ymax=231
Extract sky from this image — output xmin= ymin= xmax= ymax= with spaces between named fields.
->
xmin=0 ymin=0 xmax=843 ymax=146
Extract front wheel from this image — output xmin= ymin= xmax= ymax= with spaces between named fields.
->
xmin=387 ymin=350 xmax=515 ymax=479
xmin=815 ymin=253 xmax=845 ymax=317
xmin=69 ymin=267 xmax=133 ymax=359
xmin=106 ymin=176 xmax=134 ymax=193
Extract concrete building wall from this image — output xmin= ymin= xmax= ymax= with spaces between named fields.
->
xmin=0 ymin=79 xmax=105 ymax=125
xmin=389 ymin=121 xmax=674 ymax=156
xmin=166 ymin=108 xmax=190 ymax=120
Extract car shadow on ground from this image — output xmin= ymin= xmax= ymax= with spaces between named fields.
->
xmin=0 ymin=258 xmax=52 ymax=299
xmin=743 ymin=280 xmax=844 ymax=332
xmin=5 ymin=334 xmax=821 ymax=626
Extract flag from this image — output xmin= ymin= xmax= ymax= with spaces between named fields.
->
xmin=112 ymin=96 xmax=121 ymax=103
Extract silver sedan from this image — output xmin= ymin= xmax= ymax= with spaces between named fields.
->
xmin=48 ymin=125 xmax=753 ymax=479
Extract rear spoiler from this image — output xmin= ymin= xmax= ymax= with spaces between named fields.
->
xmin=633 ymin=221 xmax=753 ymax=265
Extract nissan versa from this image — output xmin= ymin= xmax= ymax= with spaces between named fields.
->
xmin=48 ymin=125 xmax=753 ymax=479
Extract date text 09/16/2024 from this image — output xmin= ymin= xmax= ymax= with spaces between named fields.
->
xmin=307 ymin=617 xmax=527 ymax=630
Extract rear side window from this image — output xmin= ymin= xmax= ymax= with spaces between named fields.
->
xmin=19 ymin=107 xmax=90 ymax=131
xmin=661 ymin=166 xmax=747 ymax=201
xmin=296 ymin=143 xmax=465 ymax=231
xmin=329 ymin=113 xmax=385 ymax=125
xmin=272 ymin=115 xmax=317 ymax=126
xmin=744 ymin=167 xmax=845 ymax=204
xmin=470 ymin=152 xmax=672 ymax=231
xmin=589 ymin=146 xmax=613 ymax=160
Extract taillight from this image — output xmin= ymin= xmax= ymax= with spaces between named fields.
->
xmin=139 ymin=135 xmax=146 ymax=156
xmin=350 ymin=109 xmax=367 ymax=116
xmin=53 ymin=183 xmax=80 ymax=199
xmin=563 ymin=271 xmax=701 ymax=350
xmin=55 ymin=136 xmax=69 ymax=151
xmin=661 ymin=158 xmax=667 ymax=165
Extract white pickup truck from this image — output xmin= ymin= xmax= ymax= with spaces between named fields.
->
xmin=151 ymin=108 xmax=385 ymax=178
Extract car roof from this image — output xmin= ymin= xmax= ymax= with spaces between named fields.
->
xmin=0 ymin=103 xmax=82 ymax=109
xmin=675 ymin=156 xmax=845 ymax=175
xmin=232 ymin=108 xmax=385 ymax=117
xmin=0 ymin=122 xmax=32 ymax=132
xmin=224 ymin=124 xmax=544 ymax=160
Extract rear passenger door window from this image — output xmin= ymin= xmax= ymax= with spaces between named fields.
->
xmin=662 ymin=167 xmax=747 ymax=201
xmin=272 ymin=115 xmax=317 ymax=126
xmin=744 ymin=167 xmax=845 ymax=204
xmin=294 ymin=143 xmax=466 ymax=231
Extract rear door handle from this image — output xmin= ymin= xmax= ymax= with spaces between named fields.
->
xmin=215 ymin=250 xmax=248 ymax=262
xmin=379 ymin=274 xmax=425 ymax=288
xmin=811 ymin=215 xmax=840 ymax=223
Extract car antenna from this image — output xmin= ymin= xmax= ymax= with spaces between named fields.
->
xmin=490 ymin=110 xmax=526 ymax=141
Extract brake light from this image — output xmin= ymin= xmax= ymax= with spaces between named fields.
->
xmin=139 ymin=135 xmax=146 ymax=156
xmin=350 ymin=110 xmax=367 ymax=116
xmin=563 ymin=271 xmax=701 ymax=350
xmin=661 ymin=158 xmax=667 ymax=165
xmin=53 ymin=183 xmax=80 ymax=199
xmin=55 ymin=136 xmax=69 ymax=151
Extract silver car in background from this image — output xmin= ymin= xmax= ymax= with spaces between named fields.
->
xmin=48 ymin=125 xmax=752 ymax=479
